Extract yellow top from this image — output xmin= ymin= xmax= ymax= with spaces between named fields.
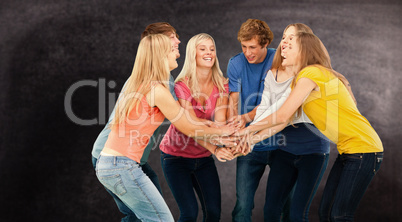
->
xmin=296 ymin=65 xmax=383 ymax=154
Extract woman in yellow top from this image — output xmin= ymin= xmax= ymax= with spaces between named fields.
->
xmin=236 ymin=24 xmax=383 ymax=221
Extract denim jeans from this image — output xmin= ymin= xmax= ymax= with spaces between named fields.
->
xmin=92 ymin=156 xmax=162 ymax=222
xmin=96 ymin=155 xmax=174 ymax=222
xmin=232 ymin=150 xmax=292 ymax=222
xmin=161 ymin=152 xmax=221 ymax=222
xmin=318 ymin=152 xmax=383 ymax=222
xmin=264 ymin=150 xmax=329 ymax=222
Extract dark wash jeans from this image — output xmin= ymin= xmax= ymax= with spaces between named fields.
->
xmin=161 ymin=152 xmax=221 ymax=222
xmin=232 ymin=150 xmax=292 ymax=222
xmin=92 ymin=156 xmax=162 ymax=222
xmin=264 ymin=150 xmax=329 ymax=222
xmin=318 ymin=152 xmax=383 ymax=222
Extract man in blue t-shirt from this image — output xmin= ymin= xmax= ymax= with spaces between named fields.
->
xmin=91 ymin=22 xmax=180 ymax=222
xmin=227 ymin=19 xmax=290 ymax=222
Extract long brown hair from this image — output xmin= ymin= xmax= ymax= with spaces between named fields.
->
xmin=272 ymin=23 xmax=355 ymax=120
xmin=293 ymin=32 xmax=348 ymax=118
xmin=271 ymin=23 xmax=314 ymax=71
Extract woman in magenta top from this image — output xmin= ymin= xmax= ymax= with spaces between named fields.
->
xmin=160 ymin=33 xmax=233 ymax=222
xmin=96 ymin=34 xmax=235 ymax=222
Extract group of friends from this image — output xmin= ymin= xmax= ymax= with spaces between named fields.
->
xmin=91 ymin=19 xmax=384 ymax=222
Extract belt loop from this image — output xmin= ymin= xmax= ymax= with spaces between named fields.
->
xmin=113 ymin=156 xmax=117 ymax=166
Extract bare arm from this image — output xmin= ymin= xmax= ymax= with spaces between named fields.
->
xmin=214 ymin=91 xmax=229 ymax=124
xmin=227 ymin=92 xmax=239 ymax=119
xmin=237 ymin=78 xmax=317 ymax=136
xmin=242 ymin=106 xmax=258 ymax=124
xmin=177 ymin=92 xmax=234 ymax=161
xmin=250 ymin=122 xmax=289 ymax=145
xmin=227 ymin=92 xmax=259 ymax=128
xmin=149 ymin=84 xmax=235 ymax=139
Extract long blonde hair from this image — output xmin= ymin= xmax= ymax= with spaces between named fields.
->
xmin=112 ymin=34 xmax=172 ymax=127
xmin=272 ymin=23 xmax=354 ymax=119
xmin=175 ymin=33 xmax=227 ymax=99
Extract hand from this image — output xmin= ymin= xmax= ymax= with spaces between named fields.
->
xmin=209 ymin=135 xmax=239 ymax=147
xmin=231 ymin=148 xmax=245 ymax=158
xmin=234 ymin=134 xmax=252 ymax=156
xmin=233 ymin=128 xmax=250 ymax=137
xmin=229 ymin=146 xmax=246 ymax=158
xmin=227 ymin=115 xmax=246 ymax=129
xmin=209 ymin=121 xmax=227 ymax=129
xmin=219 ymin=124 xmax=237 ymax=136
xmin=204 ymin=120 xmax=217 ymax=128
xmin=214 ymin=147 xmax=235 ymax=162
xmin=242 ymin=133 xmax=253 ymax=155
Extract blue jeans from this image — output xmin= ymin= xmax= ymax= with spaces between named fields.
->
xmin=96 ymin=155 xmax=174 ymax=222
xmin=264 ymin=150 xmax=329 ymax=222
xmin=232 ymin=150 xmax=291 ymax=222
xmin=161 ymin=152 xmax=221 ymax=222
xmin=92 ymin=156 xmax=162 ymax=222
xmin=318 ymin=152 xmax=383 ymax=222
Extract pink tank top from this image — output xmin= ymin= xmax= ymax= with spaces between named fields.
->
xmin=160 ymin=81 xmax=229 ymax=158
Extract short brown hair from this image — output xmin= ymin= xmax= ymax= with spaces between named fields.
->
xmin=141 ymin=22 xmax=179 ymax=39
xmin=237 ymin=19 xmax=273 ymax=47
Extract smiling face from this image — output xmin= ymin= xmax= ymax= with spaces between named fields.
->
xmin=195 ymin=39 xmax=216 ymax=69
xmin=241 ymin=37 xmax=268 ymax=64
xmin=168 ymin=32 xmax=181 ymax=58
xmin=280 ymin=26 xmax=300 ymax=67
xmin=168 ymin=45 xmax=178 ymax=71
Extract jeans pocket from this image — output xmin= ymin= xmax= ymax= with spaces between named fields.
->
xmin=374 ymin=153 xmax=383 ymax=174
xmin=343 ymin=153 xmax=363 ymax=159
xmin=98 ymin=174 xmax=127 ymax=196
xmin=341 ymin=153 xmax=363 ymax=171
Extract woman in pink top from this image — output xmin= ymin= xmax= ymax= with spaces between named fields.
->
xmin=95 ymin=34 xmax=235 ymax=222
xmin=160 ymin=33 xmax=234 ymax=222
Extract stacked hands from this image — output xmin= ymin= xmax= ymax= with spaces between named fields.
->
xmin=205 ymin=115 xmax=252 ymax=162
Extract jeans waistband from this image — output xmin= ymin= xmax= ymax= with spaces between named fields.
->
xmin=98 ymin=155 xmax=138 ymax=164
xmin=342 ymin=152 xmax=383 ymax=155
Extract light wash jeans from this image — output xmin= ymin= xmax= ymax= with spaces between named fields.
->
xmin=96 ymin=155 xmax=174 ymax=222
xmin=92 ymin=156 xmax=162 ymax=222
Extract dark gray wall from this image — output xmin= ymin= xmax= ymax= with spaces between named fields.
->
xmin=0 ymin=0 xmax=401 ymax=221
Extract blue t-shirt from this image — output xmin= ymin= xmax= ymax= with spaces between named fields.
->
xmin=91 ymin=75 xmax=178 ymax=164
xmin=227 ymin=48 xmax=280 ymax=151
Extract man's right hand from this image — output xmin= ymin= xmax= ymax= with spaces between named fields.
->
xmin=227 ymin=115 xmax=247 ymax=129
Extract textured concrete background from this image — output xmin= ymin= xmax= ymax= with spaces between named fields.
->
xmin=0 ymin=0 xmax=401 ymax=221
